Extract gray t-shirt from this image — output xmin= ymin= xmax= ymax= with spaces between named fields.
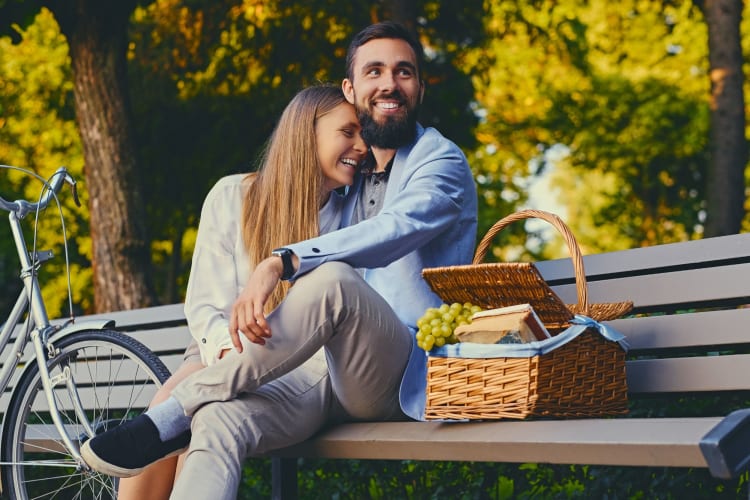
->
xmin=351 ymin=171 xmax=390 ymax=225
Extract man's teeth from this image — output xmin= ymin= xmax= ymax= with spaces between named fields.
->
xmin=378 ymin=102 xmax=399 ymax=109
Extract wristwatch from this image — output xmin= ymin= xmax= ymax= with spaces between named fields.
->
xmin=271 ymin=248 xmax=295 ymax=281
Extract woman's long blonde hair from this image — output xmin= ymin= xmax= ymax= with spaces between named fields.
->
xmin=242 ymin=84 xmax=349 ymax=312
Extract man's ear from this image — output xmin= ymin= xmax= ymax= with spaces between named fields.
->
xmin=419 ymin=80 xmax=425 ymax=104
xmin=342 ymin=79 xmax=355 ymax=104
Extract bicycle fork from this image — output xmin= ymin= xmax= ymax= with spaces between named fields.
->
xmin=29 ymin=326 xmax=93 ymax=471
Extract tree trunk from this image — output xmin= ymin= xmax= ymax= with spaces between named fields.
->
xmin=50 ymin=0 xmax=157 ymax=312
xmin=698 ymin=0 xmax=748 ymax=237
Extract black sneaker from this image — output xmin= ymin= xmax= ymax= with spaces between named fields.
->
xmin=80 ymin=413 xmax=191 ymax=477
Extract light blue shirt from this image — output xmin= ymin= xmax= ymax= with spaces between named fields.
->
xmin=285 ymin=124 xmax=479 ymax=419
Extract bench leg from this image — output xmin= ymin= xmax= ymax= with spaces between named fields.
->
xmin=271 ymin=457 xmax=298 ymax=500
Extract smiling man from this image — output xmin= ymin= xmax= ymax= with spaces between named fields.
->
xmin=82 ymin=22 xmax=478 ymax=499
xmin=345 ymin=35 xmax=424 ymax=152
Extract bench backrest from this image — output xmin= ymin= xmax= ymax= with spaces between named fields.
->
xmin=538 ymin=233 xmax=750 ymax=396
xmin=0 ymin=304 xmax=191 ymax=414
xmin=2 ymin=233 xmax=748 ymax=415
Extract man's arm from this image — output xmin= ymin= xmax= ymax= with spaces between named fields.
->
xmin=231 ymin=131 xmax=475 ymax=345
xmin=290 ymin=130 xmax=472 ymax=273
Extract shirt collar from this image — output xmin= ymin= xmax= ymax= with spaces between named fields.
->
xmin=360 ymin=151 xmax=394 ymax=179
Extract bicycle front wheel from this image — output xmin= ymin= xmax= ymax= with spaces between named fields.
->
xmin=1 ymin=329 xmax=172 ymax=500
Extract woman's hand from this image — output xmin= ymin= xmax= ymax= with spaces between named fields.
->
xmin=228 ymin=256 xmax=283 ymax=351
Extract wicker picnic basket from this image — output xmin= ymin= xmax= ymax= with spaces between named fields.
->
xmin=421 ymin=209 xmax=633 ymax=420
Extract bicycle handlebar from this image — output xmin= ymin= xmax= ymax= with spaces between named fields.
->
xmin=0 ymin=166 xmax=80 ymax=218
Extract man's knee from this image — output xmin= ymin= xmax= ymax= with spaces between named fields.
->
xmin=300 ymin=261 xmax=360 ymax=287
xmin=190 ymin=402 xmax=249 ymax=459
xmin=286 ymin=261 xmax=364 ymax=306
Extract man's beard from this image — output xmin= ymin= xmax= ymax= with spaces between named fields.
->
xmin=357 ymin=100 xmax=418 ymax=149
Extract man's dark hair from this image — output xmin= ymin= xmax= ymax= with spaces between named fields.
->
xmin=345 ymin=21 xmax=425 ymax=81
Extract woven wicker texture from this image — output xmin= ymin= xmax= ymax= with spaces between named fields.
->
xmin=422 ymin=209 xmax=633 ymax=326
xmin=425 ymin=330 xmax=628 ymax=420
xmin=421 ymin=209 xmax=632 ymax=420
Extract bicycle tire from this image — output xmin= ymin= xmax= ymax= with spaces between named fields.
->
xmin=1 ymin=329 xmax=172 ymax=499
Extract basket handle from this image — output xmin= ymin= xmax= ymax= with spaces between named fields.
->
xmin=473 ymin=209 xmax=589 ymax=316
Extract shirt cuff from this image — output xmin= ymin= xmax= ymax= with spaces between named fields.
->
xmin=198 ymin=331 xmax=236 ymax=366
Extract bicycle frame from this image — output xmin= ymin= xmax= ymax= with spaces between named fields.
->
xmin=0 ymin=167 xmax=112 ymax=469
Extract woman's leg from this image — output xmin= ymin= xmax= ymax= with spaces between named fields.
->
xmin=117 ymin=354 xmax=204 ymax=500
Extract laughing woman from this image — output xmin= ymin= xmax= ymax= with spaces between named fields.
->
xmin=116 ymin=83 xmax=366 ymax=499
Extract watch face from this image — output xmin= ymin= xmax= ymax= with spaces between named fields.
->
xmin=273 ymin=249 xmax=293 ymax=279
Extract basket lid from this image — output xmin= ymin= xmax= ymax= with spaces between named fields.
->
xmin=421 ymin=261 xmax=574 ymax=327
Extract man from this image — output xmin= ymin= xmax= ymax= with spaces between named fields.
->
xmin=82 ymin=21 xmax=478 ymax=498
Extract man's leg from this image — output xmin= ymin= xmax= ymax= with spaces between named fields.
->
xmin=170 ymin=350 xmax=337 ymax=500
xmin=81 ymin=262 xmax=412 ymax=476
xmin=174 ymin=261 xmax=412 ymax=421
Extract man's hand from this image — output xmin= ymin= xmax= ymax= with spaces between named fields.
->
xmin=228 ymin=256 xmax=283 ymax=351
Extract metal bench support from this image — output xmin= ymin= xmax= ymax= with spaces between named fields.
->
xmin=271 ymin=457 xmax=298 ymax=500
xmin=700 ymin=408 xmax=750 ymax=479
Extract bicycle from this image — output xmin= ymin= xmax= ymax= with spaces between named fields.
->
xmin=0 ymin=165 xmax=172 ymax=499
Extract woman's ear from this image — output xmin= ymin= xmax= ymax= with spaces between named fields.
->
xmin=342 ymin=79 xmax=355 ymax=104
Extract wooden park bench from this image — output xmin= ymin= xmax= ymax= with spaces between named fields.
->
xmin=5 ymin=232 xmax=750 ymax=498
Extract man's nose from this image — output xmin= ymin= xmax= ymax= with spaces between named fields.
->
xmin=378 ymin=71 xmax=397 ymax=91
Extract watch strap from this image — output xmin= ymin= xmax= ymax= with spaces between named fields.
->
xmin=272 ymin=248 xmax=295 ymax=280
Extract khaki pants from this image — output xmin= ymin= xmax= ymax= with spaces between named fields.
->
xmin=170 ymin=262 xmax=412 ymax=499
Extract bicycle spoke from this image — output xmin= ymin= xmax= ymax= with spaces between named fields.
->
xmin=2 ymin=330 xmax=169 ymax=499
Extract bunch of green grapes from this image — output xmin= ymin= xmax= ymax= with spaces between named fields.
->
xmin=415 ymin=302 xmax=483 ymax=352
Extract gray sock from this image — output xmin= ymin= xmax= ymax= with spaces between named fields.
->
xmin=144 ymin=396 xmax=191 ymax=441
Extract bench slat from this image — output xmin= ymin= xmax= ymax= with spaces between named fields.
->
xmin=627 ymin=354 xmax=750 ymax=393
xmin=0 ymin=385 xmax=157 ymax=412
xmin=537 ymin=233 xmax=750 ymax=281
xmin=127 ymin=326 xmax=192 ymax=353
xmin=550 ymin=263 xmax=750 ymax=309
xmin=70 ymin=303 xmax=186 ymax=329
xmin=271 ymin=418 xmax=720 ymax=468
xmin=610 ymin=308 xmax=750 ymax=350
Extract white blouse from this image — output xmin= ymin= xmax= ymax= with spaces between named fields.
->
xmin=184 ymin=174 xmax=343 ymax=365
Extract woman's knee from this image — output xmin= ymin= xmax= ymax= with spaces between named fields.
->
xmin=149 ymin=361 xmax=204 ymax=408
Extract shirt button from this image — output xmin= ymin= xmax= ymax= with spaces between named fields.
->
xmin=374 ymin=181 xmax=380 ymax=186
xmin=201 ymin=338 xmax=207 ymax=344
xmin=369 ymin=199 xmax=375 ymax=205
xmin=312 ymin=247 xmax=320 ymax=253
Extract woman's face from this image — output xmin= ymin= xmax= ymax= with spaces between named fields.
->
xmin=316 ymin=102 xmax=367 ymax=192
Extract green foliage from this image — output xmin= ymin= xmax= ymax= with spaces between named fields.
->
xmin=0 ymin=0 xmax=482 ymax=309
xmin=466 ymin=0 xmax=714 ymax=260
xmin=0 ymin=8 xmax=88 ymax=317
xmin=6 ymin=0 xmax=733 ymax=306
xmin=544 ymin=74 xmax=709 ymax=251
xmin=238 ymin=458 xmax=747 ymax=498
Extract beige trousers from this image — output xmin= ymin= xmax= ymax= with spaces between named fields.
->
xmin=170 ymin=262 xmax=412 ymax=499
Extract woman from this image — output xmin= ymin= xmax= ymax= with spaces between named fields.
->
xmin=117 ymin=83 xmax=366 ymax=499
